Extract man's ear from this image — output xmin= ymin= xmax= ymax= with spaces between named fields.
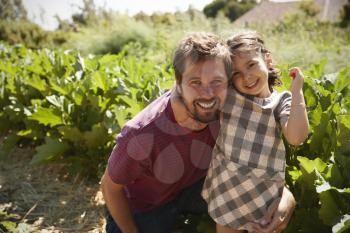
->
xmin=265 ymin=53 xmax=273 ymax=69
xmin=175 ymin=80 xmax=182 ymax=94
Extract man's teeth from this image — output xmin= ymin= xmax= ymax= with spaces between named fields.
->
xmin=197 ymin=101 xmax=215 ymax=109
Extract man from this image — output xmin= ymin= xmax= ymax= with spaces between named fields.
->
xmin=101 ymin=32 xmax=295 ymax=233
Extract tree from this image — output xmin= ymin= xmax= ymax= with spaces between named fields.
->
xmin=224 ymin=0 xmax=256 ymax=22
xmin=0 ymin=0 xmax=27 ymax=21
xmin=71 ymin=0 xmax=97 ymax=26
xmin=203 ymin=0 xmax=226 ymax=18
xmin=203 ymin=0 xmax=256 ymax=22
xmin=340 ymin=0 xmax=350 ymax=27
xmin=298 ymin=0 xmax=320 ymax=17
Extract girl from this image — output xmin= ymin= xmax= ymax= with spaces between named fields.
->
xmin=202 ymin=31 xmax=309 ymax=233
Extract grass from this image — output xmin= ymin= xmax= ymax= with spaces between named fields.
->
xmin=0 ymin=144 xmax=106 ymax=232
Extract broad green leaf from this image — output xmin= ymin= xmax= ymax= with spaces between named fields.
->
xmin=333 ymin=215 xmax=350 ymax=233
xmin=119 ymin=96 xmax=144 ymax=116
xmin=0 ymin=221 xmax=16 ymax=231
xmin=31 ymin=137 xmax=69 ymax=164
xmin=16 ymin=127 xmax=43 ymax=140
xmin=316 ymin=181 xmax=332 ymax=193
xmin=338 ymin=115 xmax=350 ymax=130
xmin=5 ymin=74 xmax=17 ymax=94
xmin=305 ymin=58 xmax=327 ymax=79
xmin=324 ymin=163 xmax=344 ymax=187
xmin=98 ymin=54 xmax=118 ymax=67
xmin=49 ymin=78 xmax=69 ymax=95
xmin=24 ymin=75 xmax=47 ymax=92
xmin=287 ymin=166 xmax=302 ymax=184
xmin=74 ymin=53 xmax=85 ymax=70
xmin=319 ymin=191 xmax=342 ymax=226
xmin=57 ymin=126 xmax=84 ymax=142
xmin=83 ymin=124 xmax=109 ymax=149
xmin=0 ymin=133 xmax=20 ymax=159
xmin=30 ymin=107 xmax=64 ymax=126
xmin=17 ymin=129 xmax=33 ymax=137
xmin=92 ymin=71 xmax=108 ymax=92
xmin=309 ymin=112 xmax=330 ymax=155
xmin=298 ymin=156 xmax=327 ymax=174
xmin=304 ymin=85 xmax=317 ymax=107
xmin=97 ymin=96 xmax=110 ymax=112
xmin=337 ymin=120 xmax=350 ymax=154
xmin=335 ymin=152 xmax=350 ymax=182
xmin=72 ymin=91 xmax=83 ymax=106
xmin=115 ymin=107 xmax=129 ymax=129
xmin=27 ymin=62 xmax=45 ymax=75
xmin=334 ymin=68 xmax=350 ymax=92
xmin=46 ymin=95 xmax=64 ymax=108
xmin=308 ymin=103 xmax=322 ymax=127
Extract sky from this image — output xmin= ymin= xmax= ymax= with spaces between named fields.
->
xmin=22 ymin=0 xmax=213 ymax=30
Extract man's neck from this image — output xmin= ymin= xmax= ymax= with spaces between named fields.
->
xmin=170 ymin=88 xmax=208 ymax=131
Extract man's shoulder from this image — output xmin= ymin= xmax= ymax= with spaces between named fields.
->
xmin=124 ymin=90 xmax=172 ymax=133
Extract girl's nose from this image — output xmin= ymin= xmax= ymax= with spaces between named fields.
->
xmin=243 ymin=72 xmax=252 ymax=81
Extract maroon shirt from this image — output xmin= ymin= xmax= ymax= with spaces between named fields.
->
xmin=108 ymin=91 xmax=219 ymax=212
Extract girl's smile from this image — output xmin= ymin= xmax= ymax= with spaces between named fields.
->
xmin=232 ymin=51 xmax=272 ymax=98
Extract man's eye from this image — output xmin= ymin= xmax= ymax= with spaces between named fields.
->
xmin=190 ymin=80 xmax=201 ymax=86
xmin=212 ymin=80 xmax=223 ymax=87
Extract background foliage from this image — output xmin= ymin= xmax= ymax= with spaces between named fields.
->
xmin=1 ymin=0 xmax=350 ymax=232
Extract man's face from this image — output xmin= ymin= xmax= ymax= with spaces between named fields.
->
xmin=176 ymin=58 xmax=228 ymax=123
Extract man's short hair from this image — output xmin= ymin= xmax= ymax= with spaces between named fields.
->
xmin=173 ymin=32 xmax=232 ymax=83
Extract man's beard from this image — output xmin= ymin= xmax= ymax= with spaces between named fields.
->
xmin=177 ymin=90 xmax=220 ymax=124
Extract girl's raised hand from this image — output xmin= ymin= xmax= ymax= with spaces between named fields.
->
xmin=288 ymin=67 xmax=304 ymax=94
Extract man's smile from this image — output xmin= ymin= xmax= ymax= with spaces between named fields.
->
xmin=196 ymin=100 xmax=217 ymax=110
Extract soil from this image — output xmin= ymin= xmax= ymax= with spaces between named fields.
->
xmin=0 ymin=145 xmax=106 ymax=232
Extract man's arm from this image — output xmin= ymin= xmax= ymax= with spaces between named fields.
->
xmin=252 ymin=187 xmax=296 ymax=233
xmin=101 ymin=169 xmax=139 ymax=233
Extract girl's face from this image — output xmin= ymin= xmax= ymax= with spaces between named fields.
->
xmin=232 ymin=51 xmax=272 ymax=98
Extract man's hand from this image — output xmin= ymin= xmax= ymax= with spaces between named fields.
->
xmin=101 ymin=169 xmax=140 ymax=233
xmin=252 ymin=187 xmax=296 ymax=233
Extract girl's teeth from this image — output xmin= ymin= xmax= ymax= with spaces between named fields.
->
xmin=247 ymin=80 xmax=257 ymax=88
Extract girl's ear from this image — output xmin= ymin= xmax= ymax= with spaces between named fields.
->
xmin=265 ymin=53 xmax=273 ymax=69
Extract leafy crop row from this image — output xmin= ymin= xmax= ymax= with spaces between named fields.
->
xmin=0 ymin=43 xmax=173 ymax=177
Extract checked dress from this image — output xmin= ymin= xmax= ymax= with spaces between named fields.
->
xmin=202 ymin=88 xmax=291 ymax=231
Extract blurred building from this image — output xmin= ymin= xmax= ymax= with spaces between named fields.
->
xmin=234 ymin=0 xmax=348 ymax=26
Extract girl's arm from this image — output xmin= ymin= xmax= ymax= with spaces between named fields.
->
xmin=281 ymin=67 xmax=309 ymax=145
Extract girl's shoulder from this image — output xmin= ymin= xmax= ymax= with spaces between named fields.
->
xmin=257 ymin=90 xmax=292 ymax=110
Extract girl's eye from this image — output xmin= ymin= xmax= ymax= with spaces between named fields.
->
xmin=232 ymin=72 xmax=241 ymax=78
xmin=248 ymin=62 xmax=256 ymax=68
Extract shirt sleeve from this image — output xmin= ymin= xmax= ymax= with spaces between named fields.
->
xmin=107 ymin=127 xmax=148 ymax=185
xmin=275 ymin=91 xmax=292 ymax=127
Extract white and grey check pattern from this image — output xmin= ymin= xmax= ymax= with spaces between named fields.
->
xmin=202 ymin=88 xmax=291 ymax=231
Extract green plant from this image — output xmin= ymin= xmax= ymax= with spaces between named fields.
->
xmin=0 ymin=43 xmax=173 ymax=178
xmin=278 ymin=62 xmax=350 ymax=233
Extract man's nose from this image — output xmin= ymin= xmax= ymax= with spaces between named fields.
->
xmin=199 ymin=85 xmax=214 ymax=98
